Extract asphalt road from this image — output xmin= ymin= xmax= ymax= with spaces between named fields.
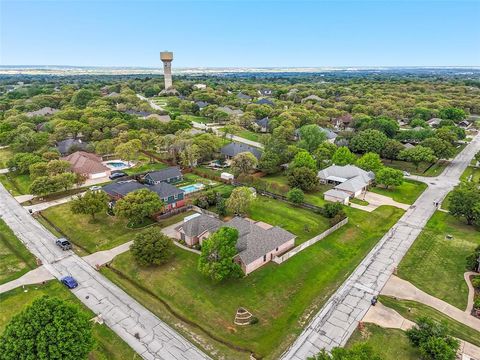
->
xmin=281 ymin=133 xmax=480 ymax=359
xmin=0 ymin=185 xmax=209 ymax=360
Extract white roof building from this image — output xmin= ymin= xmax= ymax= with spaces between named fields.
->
xmin=318 ymin=165 xmax=375 ymax=199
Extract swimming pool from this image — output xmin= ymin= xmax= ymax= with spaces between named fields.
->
xmin=107 ymin=161 xmax=128 ymax=168
xmin=179 ymin=183 xmax=205 ymax=194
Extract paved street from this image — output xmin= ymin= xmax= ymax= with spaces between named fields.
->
xmin=0 ymin=185 xmax=209 ymax=359
xmin=281 ymin=134 xmax=480 ymax=359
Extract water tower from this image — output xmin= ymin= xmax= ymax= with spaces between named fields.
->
xmin=160 ymin=51 xmax=173 ymax=90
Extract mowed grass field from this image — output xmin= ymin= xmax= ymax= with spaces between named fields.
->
xmin=370 ymin=179 xmax=427 ymax=204
xmin=0 ymin=219 xmax=37 ymax=285
xmin=0 ymin=147 xmax=12 ymax=168
xmin=346 ymin=323 xmax=420 ymax=360
xmin=0 ymin=281 xmax=140 ymax=360
xmin=40 ymin=203 xmax=193 ymax=254
xmin=398 ymin=211 xmax=480 ymax=310
xmin=0 ymin=173 xmax=31 ymax=196
xmin=100 ymin=204 xmax=403 ymax=359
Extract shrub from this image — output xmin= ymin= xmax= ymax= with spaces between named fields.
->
xmin=287 ymin=188 xmax=304 ymax=204
xmin=130 ymin=228 xmax=173 ymax=266
xmin=322 ymin=202 xmax=344 ymax=218
xmin=474 ymin=298 xmax=480 ymax=310
xmin=472 ymin=276 xmax=480 ymax=289
xmin=249 ymin=317 xmax=259 ymax=325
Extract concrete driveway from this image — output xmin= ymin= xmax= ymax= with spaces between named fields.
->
xmin=349 ymin=192 xmax=410 ymax=212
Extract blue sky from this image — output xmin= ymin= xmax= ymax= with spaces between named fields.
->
xmin=1 ymin=1 xmax=479 ymax=67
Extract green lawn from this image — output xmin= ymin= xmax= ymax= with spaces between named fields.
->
xmin=101 ymin=205 xmax=403 ymax=359
xmin=370 ymin=179 xmax=427 ymax=204
xmin=40 ymin=203 xmax=194 ymax=254
xmin=380 ymin=296 xmax=480 ymax=347
xmin=346 ymin=324 xmax=420 ymax=360
xmin=180 ymin=114 xmax=210 ymax=124
xmin=383 ymin=159 xmax=447 ymax=177
xmin=398 ymin=211 xmax=480 ymax=310
xmin=0 ymin=173 xmax=31 ymax=195
xmin=248 ymin=196 xmax=331 ymax=244
xmin=0 ymin=147 xmax=12 ymax=168
xmin=0 ymin=219 xmax=37 ymax=285
xmin=125 ymin=161 xmax=168 ymax=175
xmin=0 ymin=281 xmax=139 ymax=360
xmin=461 ymin=166 xmax=480 ymax=182
xmin=236 ymin=130 xmax=263 ymax=143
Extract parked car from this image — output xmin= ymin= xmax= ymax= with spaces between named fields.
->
xmin=56 ymin=238 xmax=72 ymax=250
xmin=61 ymin=276 xmax=78 ymax=289
xmin=89 ymin=185 xmax=102 ymax=191
xmin=403 ymin=171 xmax=411 ymax=176
xmin=109 ymin=172 xmax=127 ymax=180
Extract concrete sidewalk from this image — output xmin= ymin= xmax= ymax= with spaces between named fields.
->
xmin=382 ymin=275 xmax=480 ymax=332
xmin=0 ymin=266 xmax=54 ymax=294
xmin=24 ymin=192 xmax=84 ymax=212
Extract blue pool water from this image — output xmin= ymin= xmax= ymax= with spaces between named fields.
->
xmin=107 ymin=161 xmax=128 ymax=168
xmin=179 ymin=183 xmax=204 ymax=194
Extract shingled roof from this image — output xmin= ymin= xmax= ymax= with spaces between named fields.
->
xmin=62 ymin=151 xmax=110 ymax=175
xmin=220 ymin=142 xmax=262 ymax=160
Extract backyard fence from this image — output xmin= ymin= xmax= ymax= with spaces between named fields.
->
xmin=272 ymin=217 xmax=349 ymax=264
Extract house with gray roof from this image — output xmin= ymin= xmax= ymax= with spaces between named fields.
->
xmin=254 ymin=117 xmax=270 ymax=132
xmin=26 ymin=107 xmax=58 ymax=118
xmin=220 ymin=142 xmax=262 ymax=160
xmin=237 ymin=92 xmax=252 ymax=101
xmin=256 ymin=98 xmax=274 ymax=106
xmin=143 ymin=166 xmax=183 ymax=185
xmin=294 ymin=126 xmax=338 ymax=143
xmin=56 ymin=138 xmax=88 ymax=155
xmin=318 ymin=164 xmax=375 ymax=204
xmin=195 ymin=101 xmax=209 ymax=110
xmin=102 ymin=180 xmax=185 ymax=212
xmin=175 ymin=214 xmax=295 ymax=274
xmin=217 ymin=106 xmax=244 ymax=117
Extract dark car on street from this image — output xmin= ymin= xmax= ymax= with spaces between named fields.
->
xmin=61 ymin=276 xmax=78 ymax=289
xmin=56 ymin=238 xmax=72 ymax=250
xmin=109 ymin=171 xmax=127 ymax=180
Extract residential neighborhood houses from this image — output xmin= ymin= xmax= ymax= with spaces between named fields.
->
xmin=1 ymin=64 xmax=480 ymax=360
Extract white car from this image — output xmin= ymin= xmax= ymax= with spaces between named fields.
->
xmin=403 ymin=171 xmax=411 ymax=176
xmin=89 ymin=186 xmax=102 ymax=191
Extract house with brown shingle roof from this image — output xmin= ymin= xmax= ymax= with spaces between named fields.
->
xmin=62 ymin=151 xmax=111 ymax=179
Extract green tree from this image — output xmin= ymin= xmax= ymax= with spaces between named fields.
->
xmin=399 ymin=146 xmax=437 ymax=170
xmin=381 ymin=139 xmax=404 ymax=161
xmin=71 ymin=89 xmax=94 ymax=108
xmin=448 ymin=182 xmax=480 ymax=225
xmin=46 ymin=159 xmax=72 ymax=176
xmin=439 ymin=107 xmax=467 ymax=122
xmin=332 ymin=146 xmax=357 ymax=166
xmin=29 ymin=176 xmax=61 ymax=196
xmin=130 ymin=228 xmax=173 ymax=266
xmin=475 ymin=151 xmax=480 ymax=164
xmin=287 ymin=166 xmax=318 ymax=191
xmin=180 ymin=144 xmax=201 ymax=168
xmin=198 ymin=227 xmax=243 ymax=282
xmin=7 ymin=153 xmax=43 ymax=174
xmin=115 ymin=139 xmax=142 ymax=165
xmin=349 ymin=129 xmax=388 ymax=154
xmin=298 ymin=124 xmax=327 ymax=153
xmin=114 ymin=189 xmax=164 ymax=225
xmin=230 ymin=152 xmax=258 ymax=177
xmin=70 ymin=190 xmax=109 ymax=220
xmin=54 ymin=172 xmax=77 ymax=191
xmin=287 ymin=188 xmax=305 ymax=204
xmin=421 ymin=137 xmax=455 ymax=160
xmin=29 ymin=161 xmax=48 ymax=179
xmin=314 ymin=142 xmax=337 ymax=169
xmin=259 ymin=150 xmax=281 ymax=174
xmin=356 ymin=152 xmax=383 ymax=173
xmin=0 ymin=296 xmax=94 ymax=360
xmin=226 ymin=187 xmax=254 ymax=215
xmin=290 ymin=151 xmax=317 ymax=170
xmin=309 ymin=343 xmax=382 ymax=360
xmin=376 ymin=167 xmax=404 ymax=189
xmin=406 ymin=317 xmax=459 ymax=360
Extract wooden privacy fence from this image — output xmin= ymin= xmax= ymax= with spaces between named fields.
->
xmin=272 ymin=218 xmax=349 ymax=264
